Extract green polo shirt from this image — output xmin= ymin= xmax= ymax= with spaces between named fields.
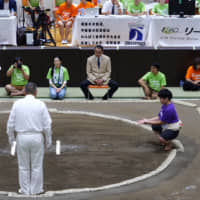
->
xmin=46 ymin=66 xmax=70 ymax=86
xmin=56 ymin=0 xmax=65 ymax=7
xmin=127 ymin=1 xmax=145 ymax=14
xmin=29 ymin=0 xmax=40 ymax=7
xmin=197 ymin=0 xmax=200 ymax=12
xmin=119 ymin=0 xmax=131 ymax=9
xmin=8 ymin=65 xmax=30 ymax=86
xmin=142 ymin=71 xmax=166 ymax=92
xmin=152 ymin=3 xmax=168 ymax=15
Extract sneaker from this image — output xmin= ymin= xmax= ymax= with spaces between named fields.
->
xmin=102 ymin=95 xmax=108 ymax=100
xmin=87 ymin=96 xmax=94 ymax=100
xmin=61 ymin=40 xmax=68 ymax=44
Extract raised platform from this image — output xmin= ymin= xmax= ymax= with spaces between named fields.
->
xmin=0 ymin=87 xmax=200 ymax=99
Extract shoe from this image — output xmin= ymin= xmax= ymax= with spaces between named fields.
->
xmin=87 ymin=96 xmax=94 ymax=100
xmin=61 ymin=40 xmax=68 ymax=44
xmin=102 ymin=95 xmax=108 ymax=100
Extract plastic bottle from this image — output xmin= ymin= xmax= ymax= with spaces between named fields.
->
xmin=179 ymin=80 xmax=184 ymax=87
xmin=81 ymin=8 xmax=85 ymax=16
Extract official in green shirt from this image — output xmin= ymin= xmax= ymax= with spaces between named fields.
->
xmin=27 ymin=0 xmax=42 ymax=8
xmin=46 ymin=56 xmax=70 ymax=100
xmin=138 ymin=63 xmax=166 ymax=100
xmin=55 ymin=0 xmax=65 ymax=7
xmin=119 ymin=0 xmax=131 ymax=9
xmin=127 ymin=0 xmax=146 ymax=16
xmin=5 ymin=57 xmax=30 ymax=97
xmin=152 ymin=0 xmax=168 ymax=16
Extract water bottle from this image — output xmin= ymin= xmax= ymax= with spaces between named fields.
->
xmin=78 ymin=8 xmax=81 ymax=16
xmin=179 ymin=80 xmax=184 ymax=87
xmin=97 ymin=0 xmax=100 ymax=7
xmin=81 ymin=8 xmax=85 ymax=16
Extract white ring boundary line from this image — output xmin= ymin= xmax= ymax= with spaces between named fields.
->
xmin=0 ymin=99 xmax=197 ymax=107
xmin=196 ymin=107 xmax=200 ymax=115
xmin=173 ymin=100 xmax=197 ymax=108
xmin=0 ymin=109 xmax=184 ymax=198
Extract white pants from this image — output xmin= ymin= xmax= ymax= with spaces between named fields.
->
xmin=16 ymin=133 xmax=44 ymax=195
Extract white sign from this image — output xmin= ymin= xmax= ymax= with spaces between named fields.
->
xmin=72 ymin=15 xmax=149 ymax=46
xmin=148 ymin=16 xmax=200 ymax=47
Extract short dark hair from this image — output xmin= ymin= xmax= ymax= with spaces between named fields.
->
xmin=25 ymin=82 xmax=37 ymax=94
xmin=94 ymin=45 xmax=104 ymax=52
xmin=158 ymin=89 xmax=173 ymax=100
xmin=14 ymin=57 xmax=23 ymax=63
xmin=151 ymin=63 xmax=160 ymax=70
xmin=193 ymin=57 xmax=200 ymax=70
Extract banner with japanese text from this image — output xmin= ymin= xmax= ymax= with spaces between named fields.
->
xmin=147 ymin=16 xmax=200 ymax=47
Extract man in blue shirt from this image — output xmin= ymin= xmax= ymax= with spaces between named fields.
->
xmin=0 ymin=0 xmax=17 ymax=15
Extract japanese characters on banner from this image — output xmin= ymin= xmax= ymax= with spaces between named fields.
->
xmin=72 ymin=15 xmax=200 ymax=47
xmin=147 ymin=16 xmax=200 ymax=47
xmin=72 ymin=15 xmax=149 ymax=46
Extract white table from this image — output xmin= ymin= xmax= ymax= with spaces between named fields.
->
xmin=0 ymin=16 xmax=17 ymax=46
xmin=147 ymin=16 xmax=200 ymax=47
xmin=72 ymin=15 xmax=149 ymax=46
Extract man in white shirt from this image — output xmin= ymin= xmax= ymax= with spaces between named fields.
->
xmin=102 ymin=0 xmax=123 ymax=15
xmin=7 ymin=82 xmax=52 ymax=195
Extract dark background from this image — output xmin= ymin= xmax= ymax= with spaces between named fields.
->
xmin=0 ymin=47 xmax=200 ymax=87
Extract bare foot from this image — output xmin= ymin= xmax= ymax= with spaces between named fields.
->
xmin=164 ymin=143 xmax=172 ymax=151
xmin=10 ymin=92 xmax=24 ymax=97
xmin=151 ymin=96 xmax=158 ymax=100
xmin=142 ymin=96 xmax=151 ymax=100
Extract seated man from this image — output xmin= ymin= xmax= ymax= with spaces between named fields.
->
xmin=127 ymin=0 xmax=145 ymax=16
xmin=5 ymin=57 xmax=30 ymax=96
xmin=0 ymin=0 xmax=17 ymax=15
xmin=56 ymin=0 xmax=77 ymax=44
xmin=80 ymin=45 xmax=119 ymax=100
xmin=76 ymin=0 xmax=94 ymax=15
xmin=152 ymin=0 xmax=168 ymax=16
xmin=102 ymin=0 xmax=123 ymax=15
xmin=138 ymin=63 xmax=166 ymax=100
xmin=183 ymin=57 xmax=200 ymax=91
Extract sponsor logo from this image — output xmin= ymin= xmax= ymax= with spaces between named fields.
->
xmin=129 ymin=26 xmax=144 ymax=41
xmin=162 ymin=27 xmax=179 ymax=34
